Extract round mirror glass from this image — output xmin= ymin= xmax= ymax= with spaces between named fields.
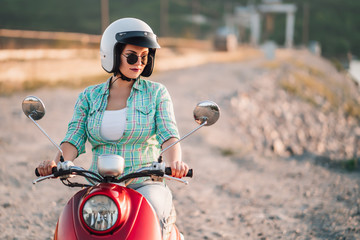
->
xmin=193 ymin=101 xmax=220 ymax=126
xmin=22 ymin=96 xmax=46 ymax=121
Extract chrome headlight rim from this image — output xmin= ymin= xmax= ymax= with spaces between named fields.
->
xmin=80 ymin=193 xmax=120 ymax=234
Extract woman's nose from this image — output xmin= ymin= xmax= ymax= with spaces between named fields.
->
xmin=135 ymin=57 xmax=142 ymax=65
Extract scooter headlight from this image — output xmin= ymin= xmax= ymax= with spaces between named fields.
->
xmin=82 ymin=195 xmax=118 ymax=231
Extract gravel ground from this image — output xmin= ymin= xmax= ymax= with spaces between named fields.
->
xmin=0 ymin=49 xmax=360 ymax=240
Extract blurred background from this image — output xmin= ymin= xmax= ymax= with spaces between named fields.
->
xmin=0 ymin=0 xmax=358 ymax=59
xmin=1 ymin=0 xmax=359 ymax=90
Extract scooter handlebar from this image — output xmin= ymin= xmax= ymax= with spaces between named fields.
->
xmin=165 ymin=167 xmax=193 ymax=178
xmin=35 ymin=167 xmax=57 ymax=177
xmin=35 ymin=166 xmax=193 ymax=178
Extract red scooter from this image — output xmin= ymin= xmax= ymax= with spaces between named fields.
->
xmin=22 ymin=96 xmax=220 ymax=240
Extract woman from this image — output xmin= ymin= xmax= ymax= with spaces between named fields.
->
xmin=37 ymin=18 xmax=189 ymax=237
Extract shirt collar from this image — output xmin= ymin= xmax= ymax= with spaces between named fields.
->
xmin=101 ymin=77 xmax=145 ymax=97
xmin=132 ymin=78 xmax=145 ymax=92
xmin=100 ymin=77 xmax=112 ymax=96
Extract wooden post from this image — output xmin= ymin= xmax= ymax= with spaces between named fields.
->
xmin=160 ymin=0 xmax=169 ymax=37
xmin=101 ymin=0 xmax=110 ymax=33
xmin=302 ymin=3 xmax=309 ymax=46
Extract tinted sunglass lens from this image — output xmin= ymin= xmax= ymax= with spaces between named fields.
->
xmin=127 ymin=54 xmax=138 ymax=65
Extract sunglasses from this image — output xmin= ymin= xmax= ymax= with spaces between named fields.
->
xmin=122 ymin=53 xmax=148 ymax=65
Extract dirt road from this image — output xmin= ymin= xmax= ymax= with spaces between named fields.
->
xmin=1 ymin=53 xmax=360 ymax=239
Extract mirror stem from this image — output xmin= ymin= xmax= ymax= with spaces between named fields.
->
xmin=159 ymin=120 xmax=208 ymax=157
xmin=28 ymin=115 xmax=64 ymax=157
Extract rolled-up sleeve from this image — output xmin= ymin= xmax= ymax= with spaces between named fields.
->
xmin=155 ymin=86 xmax=180 ymax=145
xmin=61 ymin=91 xmax=89 ymax=155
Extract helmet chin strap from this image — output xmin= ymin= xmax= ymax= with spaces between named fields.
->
xmin=118 ymin=70 xmax=139 ymax=82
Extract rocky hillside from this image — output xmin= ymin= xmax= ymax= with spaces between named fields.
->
xmin=229 ymin=50 xmax=360 ymax=167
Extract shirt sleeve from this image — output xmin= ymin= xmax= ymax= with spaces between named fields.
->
xmin=61 ymin=90 xmax=89 ymax=156
xmin=155 ymin=85 xmax=180 ymax=145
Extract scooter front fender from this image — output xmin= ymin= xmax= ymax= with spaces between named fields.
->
xmin=54 ymin=184 xmax=162 ymax=240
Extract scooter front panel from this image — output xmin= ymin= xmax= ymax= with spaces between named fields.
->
xmin=55 ymin=183 xmax=162 ymax=239
xmin=125 ymin=196 xmax=162 ymax=240
xmin=54 ymin=189 xmax=86 ymax=240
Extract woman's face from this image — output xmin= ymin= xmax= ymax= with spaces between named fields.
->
xmin=119 ymin=44 xmax=149 ymax=79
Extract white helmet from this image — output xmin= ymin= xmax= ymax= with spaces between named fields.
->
xmin=100 ymin=18 xmax=160 ymax=77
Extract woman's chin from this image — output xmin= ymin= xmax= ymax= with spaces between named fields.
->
xmin=123 ymin=72 xmax=141 ymax=79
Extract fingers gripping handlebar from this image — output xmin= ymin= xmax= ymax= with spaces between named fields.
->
xmin=35 ymin=167 xmax=57 ymax=177
xmin=35 ymin=160 xmax=75 ymax=177
xmin=165 ymin=167 xmax=193 ymax=177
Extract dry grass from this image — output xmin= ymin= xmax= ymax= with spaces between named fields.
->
xmin=280 ymin=72 xmax=338 ymax=108
xmin=275 ymin=57 xmax=360 ymax=120
xmin=0 ymin=46 xmax=260 ymax=95
xmin=0 ymin=74 xmax=107 ymax=95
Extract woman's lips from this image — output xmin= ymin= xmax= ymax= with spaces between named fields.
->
xmin=130 ymin=68 xmax=141 ymax=72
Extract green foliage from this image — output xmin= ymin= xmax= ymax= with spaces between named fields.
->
xmin=0 ymin=0 xmax=231 ymax=36
xmin=342 ymin=158 xmax=359 ymax=171
xmin=283 ymin=0 xmax=360 ymax=58
xmin=220 ymin=148 xmax=236 ymax=157
xmin=0 ymin=0 xmax=359 ymax=58
xmin=0 ymin=0 xmax=101 ymax=33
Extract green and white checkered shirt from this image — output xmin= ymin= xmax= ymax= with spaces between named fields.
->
xmin=62 ymin=78 xmax=179 ymax=183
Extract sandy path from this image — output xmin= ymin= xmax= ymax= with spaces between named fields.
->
xmin=1 ymin=55 xmax=360 ymax=240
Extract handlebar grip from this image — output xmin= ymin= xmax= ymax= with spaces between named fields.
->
xmin=35 ymin=167 xmax=57 ymax=177
xmin=165 ymin=167 xmax=193 ymax=178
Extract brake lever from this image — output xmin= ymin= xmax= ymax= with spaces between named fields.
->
xmin=32 ymin=174 xmax=55 ymax=185
xmin=164 ymin=174 xmax=189 ymax=185
xmin=32 ymin=165 xmax=73 ymax=185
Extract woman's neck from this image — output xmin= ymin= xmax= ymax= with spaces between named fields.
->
xmin=111 ymin=75 xmax=134 ymax=90
xmin=106 ymin=75 xmax=133 ymax=110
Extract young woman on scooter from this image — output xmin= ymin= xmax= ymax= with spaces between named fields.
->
xmin=36 ymin=17 xmax=189 ymax=238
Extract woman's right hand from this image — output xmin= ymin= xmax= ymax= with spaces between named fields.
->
xmin=36 ymin=143 xmax=78 ymax=176
xmin=37 ymin=160 xmax=57 ymax=176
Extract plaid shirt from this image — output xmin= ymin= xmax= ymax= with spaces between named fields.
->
xmin=62 ymin=78 xmax=179 ymax=182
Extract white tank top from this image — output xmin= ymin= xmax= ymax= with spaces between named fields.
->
xmin=100 ymin=108 xmax=127 ymax=141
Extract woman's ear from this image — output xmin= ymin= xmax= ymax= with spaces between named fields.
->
xmin=141 ymin=49 xmax=156 ymax=77
xmin=113 ymin=43 xmax=125 ymax=73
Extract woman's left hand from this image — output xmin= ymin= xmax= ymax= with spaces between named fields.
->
xmin=169 ymin=161 xmax=189 ymax=178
